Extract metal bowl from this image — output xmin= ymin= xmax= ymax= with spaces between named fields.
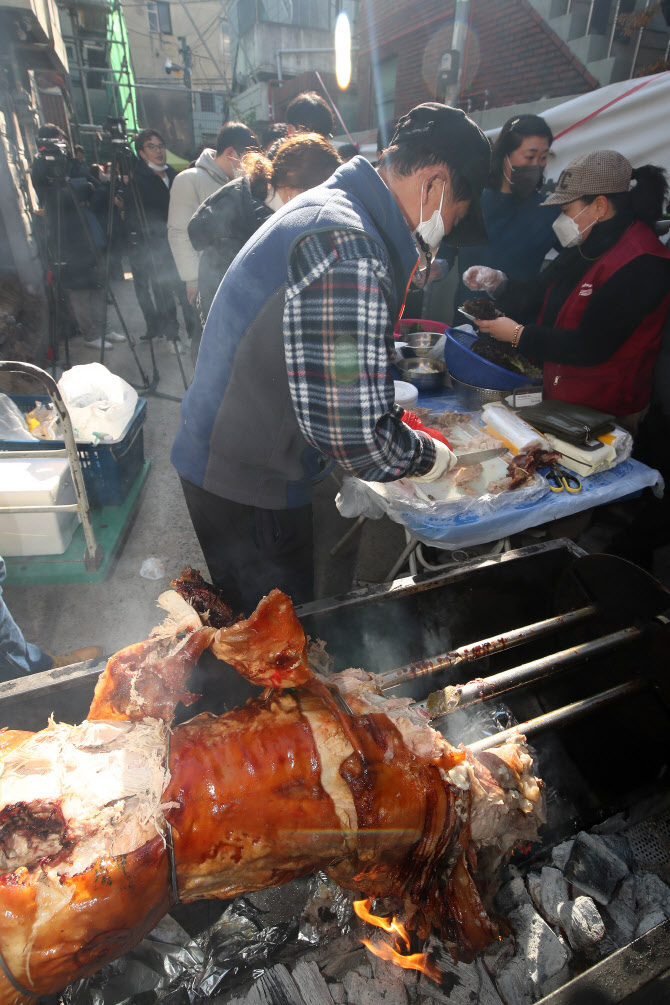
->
xmin=398 ymin=332 xmax=444 ymax=358
xmin=396 ymin=358 xmax=448 ymax=391
xmin=450 ymin=376 xmax=508 ymax=409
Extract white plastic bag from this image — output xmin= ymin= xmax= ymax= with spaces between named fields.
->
xmin=0 ymin=394 xmax=38 ymax=441
xmin=57 ymin=363 xmax=138 ymax=443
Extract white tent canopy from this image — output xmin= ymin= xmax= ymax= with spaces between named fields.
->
xmin=486 ymin=70 xmax=670 ymax=186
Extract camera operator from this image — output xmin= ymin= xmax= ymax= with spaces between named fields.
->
xmin=31 ymin=124 xmax=118 ymax=350
xmin=125 ymin=128 xmax=195 ymax=346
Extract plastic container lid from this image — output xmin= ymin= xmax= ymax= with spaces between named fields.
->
xmin=394 ymin=380 xmax=419 ymax=409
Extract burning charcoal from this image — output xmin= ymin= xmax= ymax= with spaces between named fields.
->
xmin=366 ymin=941 xmax=419 ymax=990
xmin=291 ymin=959 xmax=336 ymax=1005
xmin=526 ymin=872 xmax=542 ymax=913
xmin=495 ymin=876 xmax=532 ymax=915
xmin=540 ymin=866 xmax=570 ymax=927
xmin=320 ymin=945 xmax=369 ymax=980
xmin=417 ymin=939 xmax=503 ymax=1004
xmin=507 ymin=903 xmax=570 ymax=986
xmin=602 ymin=898 xmax=637 ymax=948
xmin=635 ymin=872 xmax=670 ymax=916
xmin=494 ymin=956 xmax=535 ymax=1005
xmin=344 ymin=970 xmax=408 ymax=1005
xmin=635 ymin=908 xmax=667 ymax=939
xmin=564 ymin=832 xmax=630 ymax=905
xmin=551 ymin=840 xmax=575 ymax=872
xmin=234 ymin=964 xmax=304 ymax=1005
xmin=330 ymin=984 xmax=346 ymax=1004
xmin=617 ymin=874 xmax=638 ymax=911
xmin=558 ymin=896 xmax=606 ymax=956
xmin=598 ymin=834 xmax=634 ymax=871
xmin=482 ymin=933 xmax=515 ymax=976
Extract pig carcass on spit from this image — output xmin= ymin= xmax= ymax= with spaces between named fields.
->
xmin=0 ymin=586 xmax=544 ymax=1004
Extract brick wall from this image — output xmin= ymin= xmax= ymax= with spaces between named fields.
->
xmin=356 ymin=0 xmax=598 ymax=131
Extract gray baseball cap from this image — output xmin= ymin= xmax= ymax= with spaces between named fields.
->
xmin=541 ymin=150 xmax=632 ymax=206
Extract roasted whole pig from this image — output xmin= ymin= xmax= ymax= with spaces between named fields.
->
xmin=0 ymin=586 xmax=544 ymax=1004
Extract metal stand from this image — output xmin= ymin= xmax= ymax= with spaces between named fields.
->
xmin=100 ymin=139 xmax=188 ymax=400
xmin=0 ymin=361 xmax=103 ymax=572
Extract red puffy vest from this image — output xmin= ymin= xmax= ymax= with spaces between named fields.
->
xmin=540 ymin=221 xmax=670 ymax=416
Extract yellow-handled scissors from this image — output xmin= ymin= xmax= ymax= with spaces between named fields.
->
xmin=545 ymin=464 xmax=582 ymax=493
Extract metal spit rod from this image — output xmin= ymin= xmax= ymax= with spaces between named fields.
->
xmin=415 ymin=625 xmax=641 ymax=720
xmin=379 ymin=605 xmax=595 ymax=691
xmin=467 ymin=680 xmax=644 ymax=754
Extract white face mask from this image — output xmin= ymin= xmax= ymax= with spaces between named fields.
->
xmin=146 ymin=159 xmax=167 ymax=173
xmin=552 ymin=204 xmax=595 ymax=248
xmin=415 ymin=181 xmax=446 ymax=255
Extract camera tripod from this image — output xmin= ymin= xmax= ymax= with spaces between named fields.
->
xmin=40 ymin=172 xmax=157 ymax=394
xmin=99 ymin=129 xmax=189 ymax=399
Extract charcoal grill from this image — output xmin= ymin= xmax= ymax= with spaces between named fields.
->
xmin=2 ymin=538 xmax=669 ymax=1003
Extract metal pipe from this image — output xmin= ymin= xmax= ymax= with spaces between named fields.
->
xmin=1 ymin=504 xmax=80 ymax=514
xmin=467 ymin=680 xmax=644 ymax=754
xmin=379 ymin=605 xmax=595 ymax=691
xmin=585 ymin=0 xmax=596 ymax=35
xmin=629 ymin=0 xmax=651 ymax=77
xmin=418 ymin=625 xmax=641 ymax=718
xmin=607 ymin=0 xmax=622 ymax=57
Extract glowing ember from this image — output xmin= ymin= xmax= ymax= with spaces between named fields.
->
xmin=353 ymin=899 xmax=441 ymax=982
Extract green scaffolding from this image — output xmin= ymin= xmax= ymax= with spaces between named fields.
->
xmin=107 ymin=0 xmax=138 ymax=131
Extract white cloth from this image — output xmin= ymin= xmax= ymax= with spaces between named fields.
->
xmin=167 ymin=149 xmax=231 ymax=284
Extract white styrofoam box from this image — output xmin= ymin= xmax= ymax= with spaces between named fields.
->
xmin=0 ymin=458 xmax=80 ymax=556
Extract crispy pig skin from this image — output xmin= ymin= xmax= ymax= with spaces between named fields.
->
xmin=208 ymin=589 xmax=312 ymax=688
xmin=0 ymin=590 xmax=543 ymax=1002
xmin=87 ymin=628 xmax=215 ymax=723
xmin=0 ymin=837 xmax=171 ymax=1005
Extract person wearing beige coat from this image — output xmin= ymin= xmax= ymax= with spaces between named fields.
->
xmin=167 ymin=122 xmax=259 ymax=304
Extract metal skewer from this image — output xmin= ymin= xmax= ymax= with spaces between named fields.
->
xmin=467 ymin=680 xmax=644 ymax=754
xmin=379 ymin=606 xmax=595 ymax=691
xmin=416 ymin=626 xmax=641 ymax=719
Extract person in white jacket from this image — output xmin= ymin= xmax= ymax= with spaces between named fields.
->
xmin=168 ymin=122 xmax=259 ymax=305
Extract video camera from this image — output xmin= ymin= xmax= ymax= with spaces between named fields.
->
xmin=35 ymin=138 xmax=69 ymax=183
xmin=103 ymin=116 xmax=134 ymax=159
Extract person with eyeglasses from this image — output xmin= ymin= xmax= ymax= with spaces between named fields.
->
xmin=125 ymin=128 xmax=196 ymax=346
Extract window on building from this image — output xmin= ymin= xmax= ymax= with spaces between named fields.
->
xmin=200 ymin=92 xmax=215 ymax=112
xmin=237 ymin=0 xmax=256 ymax=34
xmin=86 ymin=46 xmax=107 ymax=89
xmin=147 ymin=1 xmax=172 ymax=35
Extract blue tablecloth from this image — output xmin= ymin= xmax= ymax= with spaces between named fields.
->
xmin=340 ymin=389 xmax=664 ymax=550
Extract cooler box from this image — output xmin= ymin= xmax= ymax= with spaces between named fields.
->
xmin=0 ymin=457 xmax=80 ymax=556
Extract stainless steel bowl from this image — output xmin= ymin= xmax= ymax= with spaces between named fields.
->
xmin=450 ymin=376 xmax=508 ymax=409
xmin=399 ymin=332 xmax=444 ymax=358
xmin=396 ymin=358 xmax=448 ymax=391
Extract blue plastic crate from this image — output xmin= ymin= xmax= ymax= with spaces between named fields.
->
xmin=2 ymin=395 xmax=147 ymax=507
xmin=444 ymin=327 xmax=542 ymax=392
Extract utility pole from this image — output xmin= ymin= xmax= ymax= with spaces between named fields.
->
xmin=178 ymin=35 xmax=196 ymax=155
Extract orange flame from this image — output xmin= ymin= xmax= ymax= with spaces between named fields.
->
xmin=353 ymin=899 xmax=441 ymax=982
xmin=353 ymin=898 xmax=411 ymax=950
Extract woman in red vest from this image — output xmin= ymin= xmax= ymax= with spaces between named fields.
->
xmin=463 ymin=150 xmax=670 ymax=433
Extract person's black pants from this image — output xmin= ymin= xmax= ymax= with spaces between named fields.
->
xmin=129 ymin=249 xmax=178 ymax=337
xmin=179 ymin=478 xmax=314 ymax=615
